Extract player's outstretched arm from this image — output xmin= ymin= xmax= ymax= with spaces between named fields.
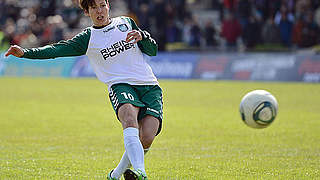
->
xmin=5 ymin=45 xmax=24 ymax=58
xmin=5 ymin=28 xmax=91 ymax=60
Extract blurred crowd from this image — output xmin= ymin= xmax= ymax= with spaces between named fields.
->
xmin=0 ymin=0 xmax=88 ymax=51
xmin=1 ymin=0 xmax=320 ymax=52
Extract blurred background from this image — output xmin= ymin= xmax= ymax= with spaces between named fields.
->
xmin=0 ymin=0 xmax=320 ymax=82
xmin=1 ymin=0 xmax=320 ymax=52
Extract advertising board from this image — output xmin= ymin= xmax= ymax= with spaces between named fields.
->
xmin=0 ymin=52 xmax=319 ymax=83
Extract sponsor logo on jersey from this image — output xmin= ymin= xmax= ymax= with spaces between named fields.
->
xmin=117 ymin=24 xmax=129 ymax=32
xmin=103 ymin=26 xmax=115 ymax=33
xmin=100 ymin=40 xmax=135 ymax=60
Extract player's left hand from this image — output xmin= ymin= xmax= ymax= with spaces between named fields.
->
xmin=126 ymin=30 xmax=142 ymax=44
xmin=5 ymin=45 xmax=24 ymax=58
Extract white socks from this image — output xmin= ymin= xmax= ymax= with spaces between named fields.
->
xmin=112 ymin=148 xmax=150 ymax=178
xmin=111 ymin=151 xmax=131 ymax=178
xmin=112 ymin=127 xmax=145 ymax=178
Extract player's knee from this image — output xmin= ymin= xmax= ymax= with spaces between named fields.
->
xmin=118 ymin=104 xmax=139 ymax=129
xmin=121 ymin=115 xmax=138 ymax=128
xmin=140 ymin=134 xmax=155 ymax=149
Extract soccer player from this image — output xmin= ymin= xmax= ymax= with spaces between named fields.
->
xmin=5 ymin=0 xmax=163 ymax=179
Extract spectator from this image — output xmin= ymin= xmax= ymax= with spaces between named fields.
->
xmin=237 ymin=0 xmax=252 ymax=28
xmin=2 ymin=0 xmax=320 ymax=52
xmin=300 ymin=12 xmax=319 ymax=47
xmin=296 ymin=0 xmax=312 ymax=18
xmin=292 ymin=15 xmax=305 ymax=47
xmin=136 ymin=3 xmax=151 ymax=32
xmin=38 ymin=0 xmax=56 ymax=18
xmin=19 ymin=29 xmax=39 ymax=48
xmin=3 ymin=18 xmax=16 ymax=45
xmin=223 ymin=0 xmax=238 ymax=12
xmin=4 ymin=1 xmax=20 ymax=22
xmin=314 ymin=6 xmax=320 ymax=28
xmin=242 ymin=15 xmax=261 ymax=49
xmin=261 ymin=16 xmax=281 ymax=44
xmin=173 ymin=0 xmax=189 ymax=22
xmin=221 ymin=12 xmax=242 ymax=50
xmin=189 ymin=17 xmax=201 ymax=47
xmin=274 ymin=5 xmax=294 ymax=25
xmin=41 ymin=15 xmax=64 ymax=45
xmin=278 ymin=12 xmax=293 ymax=47
xmin=282 ymin=0 xmax=295 ymax=13
xmin=254 ymin=0 xmax=268 ymax=21
xmin=265 ymin=0 xmax=282 ymax=21
xmin=60 ymin=1 xmax=81 ymax=29
xmin=151 ymin=0 xmax=166 ymax=51
xmin=0 ymin=1 xmax=7 ymax=25
xmin=166 ymin=19 xmax=180 ymax=43
xmin=30 ymin=17 xmax=46 ymax=37
xmin=204 ymin=20 xmax=217 ymax=47
xmin=182 ymin=17 xmax=192 ymax=45
xmin=127 ymin=8 xmax=139 ymax=27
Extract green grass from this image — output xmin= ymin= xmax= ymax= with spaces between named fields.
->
xmin=0 ymin=77 xmax=319 ymax=179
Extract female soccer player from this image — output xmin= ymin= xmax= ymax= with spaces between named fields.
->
xmin=5 ymin=0 xmax=163 ymax=179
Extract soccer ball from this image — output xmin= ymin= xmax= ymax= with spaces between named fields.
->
xmin=239 ymin=90 xmax=278 ymax=129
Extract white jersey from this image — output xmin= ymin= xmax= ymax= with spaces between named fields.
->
xmin=86 ymin=17 xmax=158 ymax=88
xmin=23 ymin=16 xmax=159 ymax=90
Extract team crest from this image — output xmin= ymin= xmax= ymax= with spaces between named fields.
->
xmin=117 ymin=24 xmax=129 ymax=32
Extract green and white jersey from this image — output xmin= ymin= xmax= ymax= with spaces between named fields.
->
xmin=23 ymin=16 xmax=158 ymax=89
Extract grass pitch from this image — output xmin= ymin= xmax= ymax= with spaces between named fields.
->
xmin=0 ymin=77 xmax=319 ymax=179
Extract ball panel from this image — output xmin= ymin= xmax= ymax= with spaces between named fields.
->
xmin=258 ymin=106 xmax=273 ymax=121
xmin=253 ymin=101 xmax=276 ymax=123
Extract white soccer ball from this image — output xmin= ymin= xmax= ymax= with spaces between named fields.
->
xmin=239 ymin=90 xmax=278 ymax=129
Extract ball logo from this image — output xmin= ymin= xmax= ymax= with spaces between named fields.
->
xmin=253 ymin=101 xmax=276 ymax=125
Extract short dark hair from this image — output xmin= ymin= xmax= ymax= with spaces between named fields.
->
xmin=79 ymin=0 xmax=108 ymax=12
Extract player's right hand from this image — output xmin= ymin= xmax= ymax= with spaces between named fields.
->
xmin=5 ymin=45 xmax=24 ymax=58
